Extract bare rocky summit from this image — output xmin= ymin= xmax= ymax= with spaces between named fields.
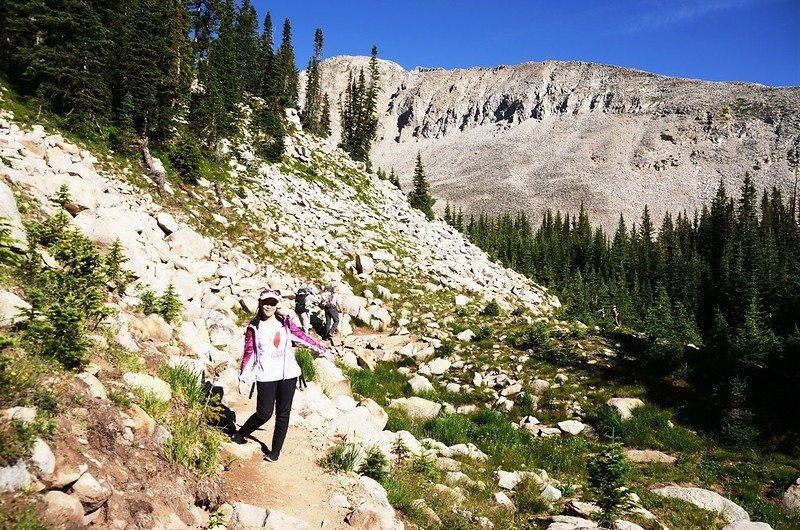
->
xmin=309 ymin=56 xmax=800 ymax=228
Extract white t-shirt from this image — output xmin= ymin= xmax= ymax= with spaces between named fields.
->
xmin=253 ymin=319 xmax=302 ymax=382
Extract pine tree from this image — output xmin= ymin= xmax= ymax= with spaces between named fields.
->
xmin=271 ymin=18 xmax=298 ymax=109
xmin=4 ymin=0 xmax=115 ymax=128
xmin=122 ymin=0 xmax=192 ymax=141
xmin=258 ymin=11 xmax=274 ymax=97
xmin=301 ymin=28 xmax=324 ymax=134
xmin=319 ymin=93 xmax=332 ymax=137
xmin=339 ymin=46 xmax=380 ymax=165
xmin=408 ymin=152 xmax=435 ymax=220
xmin=388 ymin=167 xmax=400 ymax=188
xmin=235 ymin=0 xmax=261 ymax=94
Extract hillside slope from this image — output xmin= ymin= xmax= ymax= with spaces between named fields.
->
xmin=308 ymin=56 xmax=800 ymax=228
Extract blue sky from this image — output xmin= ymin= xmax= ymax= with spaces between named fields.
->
xmin=252 ymin=0 xmax=800 ymax=87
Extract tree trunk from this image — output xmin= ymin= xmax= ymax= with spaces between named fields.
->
xmin=138 ymin=136 xmax=165 ymax=191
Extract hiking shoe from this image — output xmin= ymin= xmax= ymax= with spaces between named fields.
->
xmin=230 ymin=432 xmax=245 ymax=444
xmin=264 ymin=451 xmax=280 ymax=462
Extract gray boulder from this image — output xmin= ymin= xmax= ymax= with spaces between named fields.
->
xmin=652 ymin=486 xmax=749 ymax=523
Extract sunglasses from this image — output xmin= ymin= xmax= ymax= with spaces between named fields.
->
xmin=261 ymin=299 xmax=279 ymax=307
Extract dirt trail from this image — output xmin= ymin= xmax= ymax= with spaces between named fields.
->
xmin=219 ymin=392 xmax=358 ymax=529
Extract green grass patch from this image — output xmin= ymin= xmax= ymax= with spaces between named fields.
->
xmin=594 ymin=404 xmax=705 ymax=452
xmin=162 ymin=416 xmax=223 ymax=479
xmin=295 ymin=348 xmax=317 ymax=382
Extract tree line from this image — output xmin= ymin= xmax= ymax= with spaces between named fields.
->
xmin=452 ymin=174 xmax=800 ymax=448
xmin=0 ymin=0 xmax=380 ymax=175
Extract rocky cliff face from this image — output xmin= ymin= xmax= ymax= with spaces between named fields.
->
xmin=311 ymin=56 xmax=800 ymax=228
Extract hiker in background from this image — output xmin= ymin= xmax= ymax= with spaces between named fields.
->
xmin=231 ymin=289 xmax=333 ymax=462
xmin=612 ymin=305 xmax=621 ymax=327
xmin=294 ymin=284 xmax=319 ymax=334
xmin=321 ymin=284 xmax=342 ymax=342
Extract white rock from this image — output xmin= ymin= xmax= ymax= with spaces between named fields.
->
xmin=70 ymin=472 xmax=111 ymax=512
xmin=41 ymin=491 xmax=84 ymax=522
xmin=721 ymin=522 xmax=774 ymax=530
xmin=122 ymin=372 xmax=172 ymax=401
xmin=494 ymin=491 xmax=515 ymax=509
xmin=454 ymin=295 xmax=470 ymax=306
xmin=77 ymin=372 xmax=108 ymax=400
xmin=409 ymin=375 xmax=435 ymax=393
xmin=263 ymin=508 xmax=310 ymax=529
xmin=388 ymin=396 xmax=441 ymax=421
xmin=0 ymin=461 xmax=31 ymax=492
xmin=230 ymin=502 xmax=267 ymax=528
xmin=155 ymin=212 xmax=178 ymax=235
xmin=0 ymin=290 xmax=30 ymax=326
xmin=428 ymin=358 xmax=451 ymax=375
xmin=607 ymin=398 xmax=644 ymax=420
xmin=30 ymin=439 xmax=56 ymax=475
xmin=540 ymin=484 xmax=562 ymax=502
xmin=557 ymin=420 xmax=586 ymax=435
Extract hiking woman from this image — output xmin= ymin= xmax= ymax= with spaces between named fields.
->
xmin=231 ymin=289 xmax=332 ymax=462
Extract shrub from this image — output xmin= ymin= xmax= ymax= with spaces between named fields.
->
xmin=481 ymin=299 xmax=502 ymax=317
xmin=587 ymin=441 xmax=634 ymax=525
xmin=409 ymin=452 xmax=438 ymax=481
xmin=103 ymin=239 xmax=131 ymax=293
xmin=139 ymin=284 xmax=183 ymax=324
xmin=168 ymin=136 xmax=202 ymax=184
xmin=472 ymin=326 xmax=494 ymax=343
xmin=359 ymin=445 xmax=389 ymax=482
xmin=510 ymin=322 xmax=551 ymax=352
xmin=321 ymin=443 xmax=360 ymax=473
xmin=20 ymin=213 xmax=113 ymax=368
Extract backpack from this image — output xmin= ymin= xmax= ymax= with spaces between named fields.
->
xmin=319 ymin=287 xmax=335 ymax=309
xmin=295 ymin=288 xmax=309 ymax=314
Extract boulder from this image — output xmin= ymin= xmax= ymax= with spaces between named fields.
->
xmin=722 ymin=523 xmax=774 ymax=530
xmin=122 ymin=372 xmax=172 ymax=402
xmin=0 ymin=290 xmax=29 ymax=326
xmin=779 ymin=478 xmax=800 ymax=512
xmin=30 ymin=439 xmax=56 ymax=475
xmin=155 ymin=212 xmax=179 ymax=235
xmin=457 ymin=329 xmax=475 ymax=341
xmin=313 ymin=358 xmax=352 ymax=399
xmin=166 ymin=227 xmax=213 ymax=260
xmin=624 ymin=449 xmax=677 ymax=464
xmin=40 ymin=491 xmax=84 ymax=523
xmin=230 ymin=502 xmax=267 ymax=528
xmin=359 ymin=398 xmax=388 ymax=430
xmin=77 ymin=373 xmax=108 ymax=400
xmin=0 ymin=180 xmax=27 ymax=248
xmin=0 ymin=461 xmax=31 ymax=492
xmin=409 ymin=375 xmax=435 ymax=393
xmin=428 ymin=358 xmax=451 ymax=375
xmin=264 ymin=509 xmax=310 ymax=530
xmin=606 ymin=398 xmax=644 ymax=420
xmin=454 ymin=295 xmax=470 ymax=306
xmin=652 ymin=486 xmax=749 ymax=523
xmin=70 ymin=472 xmax=112 ymax=512
xmin=356 ymin=254 xmax=375 ymax=274
xmin=388 ymin=396 xmax=441 ymax=421
xmin=495 ymin=491 xmax=515 ymax=509
xmin=557 ymin=420 xmax=586 ymax=435
xmin=530 ymin=379 xmax=551 ymax=394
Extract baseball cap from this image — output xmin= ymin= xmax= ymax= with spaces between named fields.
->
xmin=259 ymin=289 xmax=281 ymax=302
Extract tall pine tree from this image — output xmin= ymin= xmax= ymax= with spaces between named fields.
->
xmin=408 ymin=152 xmax=435 ymax=220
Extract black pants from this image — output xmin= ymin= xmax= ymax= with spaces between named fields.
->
xmin=238 ymin=377 xmax=297 ymax=455
xmin=324 ymin=306 xmax=339 ymax=338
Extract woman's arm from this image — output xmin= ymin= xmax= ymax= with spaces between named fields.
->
xmin=240 ymin=326 xmax=255 ymax=373
xmin=285 ymin=318 xmax=332 ymax=360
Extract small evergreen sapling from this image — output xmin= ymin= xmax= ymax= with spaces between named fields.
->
xmin=587 ymin=441 xmax=634 ymax=525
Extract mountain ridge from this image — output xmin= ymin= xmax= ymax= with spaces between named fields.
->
xmin=308 ymin=56 xmax=800 ymax=228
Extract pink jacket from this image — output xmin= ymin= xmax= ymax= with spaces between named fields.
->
xmin=239 ymin=314 xmax=328 ymax=383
